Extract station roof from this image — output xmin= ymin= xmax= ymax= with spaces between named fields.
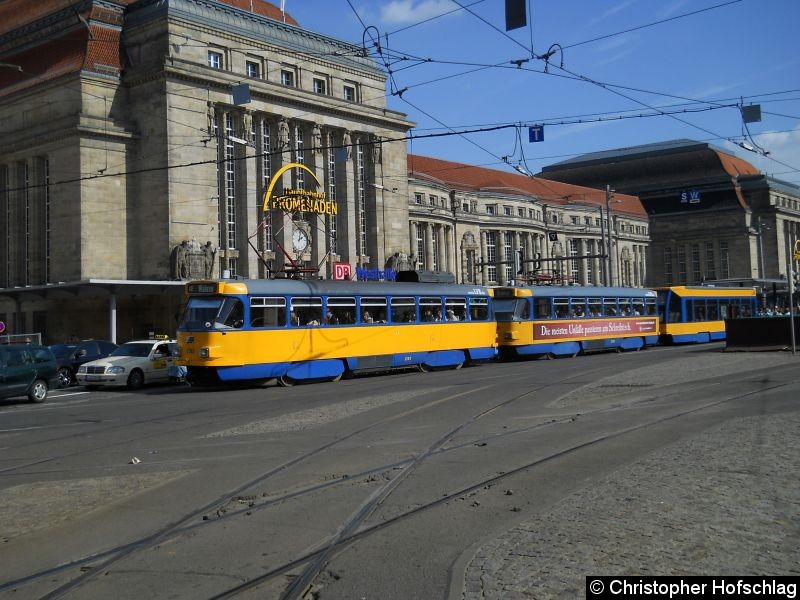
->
xmin=539 ymin=139 xmax=759 ymax=179
xmin=408 ymin=154 xmax=646 ymax=218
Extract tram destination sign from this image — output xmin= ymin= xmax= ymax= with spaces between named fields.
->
xmin=534 ymin=318 xmax=657 ymax=341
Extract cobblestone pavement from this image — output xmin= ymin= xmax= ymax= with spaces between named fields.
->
xmin=463 ymin=352 xmax=800 ymax=599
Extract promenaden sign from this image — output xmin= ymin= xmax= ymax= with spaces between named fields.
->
xmin=262 ymin=163 xmax=338 ymax=215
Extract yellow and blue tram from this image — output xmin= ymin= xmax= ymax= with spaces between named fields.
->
xmin=655 ymin=285 xmax=757 ymax=344
xmin=176 ymin=279 xmax=497 ymax=386
xmin=493 ymin=286 xmax=660 ymax=358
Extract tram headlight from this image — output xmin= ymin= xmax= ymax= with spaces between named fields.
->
xmin=199 ymin=347 xmax=210 ymax=358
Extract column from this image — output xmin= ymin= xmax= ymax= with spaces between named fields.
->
xmin=579 ymin=238 xmax=588 ymax=285
xmin=480 ymin=229 xmax=488 ymax=285
xmin=409 ymin=220 xmax=416 ymax=261
xmin=338 ymin=129 xmax=358 ymax=267
xmin=310 ymin=123 xmax=326 ymax=275
xmin=425 ymin=222 xmax=434 ymax=270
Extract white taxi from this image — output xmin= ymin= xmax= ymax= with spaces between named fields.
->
xmin=76 ymin=338 xmax=178 ymax=390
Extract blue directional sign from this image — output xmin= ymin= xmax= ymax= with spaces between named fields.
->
xmin=528 ymin=125 xmax=544 ymax=143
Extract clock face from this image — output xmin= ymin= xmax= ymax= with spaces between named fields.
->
xmin=292 ymin=228 xmax=309 ymax=252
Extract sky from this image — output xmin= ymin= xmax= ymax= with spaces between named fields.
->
xmin=282 ymin=0 xmax=800 ymax=185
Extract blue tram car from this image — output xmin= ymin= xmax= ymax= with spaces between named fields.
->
xmin=176 ymin=278 xmax=497 ymax=386
xmin=493 ymin=285 xmax=660 ymax=358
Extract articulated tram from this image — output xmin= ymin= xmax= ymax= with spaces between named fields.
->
xmin=176 ymin=278 xmax=497 ymax=386
xmin=493 ymin=286 xmax=660 ymax=358
xmin=655 ymin=286 xmax=757 ymax=344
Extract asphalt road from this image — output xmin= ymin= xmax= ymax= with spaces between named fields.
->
xmin=0 ymin=344 xmax=798 ymax=599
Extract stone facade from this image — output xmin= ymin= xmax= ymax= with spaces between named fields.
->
xmin=538 ymin=140 xmax=800 ymax=288
xmin=408 ymin=155 xmax=651 ymax=287
xmin=0 ymin=0 xmax=413 ymax=342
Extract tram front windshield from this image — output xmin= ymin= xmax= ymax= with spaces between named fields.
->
xmin=179 ymin=296 xmax=244 ymax=330
xmin=494 ymin=298 xmax=530 ymax=322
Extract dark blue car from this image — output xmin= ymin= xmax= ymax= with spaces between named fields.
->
xmin=49 ymin=340 xmax=118 ymax=387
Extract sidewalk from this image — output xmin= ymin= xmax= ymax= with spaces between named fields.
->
xmin=463 ymin=352 xmax=800 ymax=599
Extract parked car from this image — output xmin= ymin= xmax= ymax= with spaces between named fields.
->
xmin=49 ymin=340 xmax=118 ymax=388
xmin=76 ymin=338 xmax=178 ymax=390
xmin=0 ymin=344 xmax=58 ymax=403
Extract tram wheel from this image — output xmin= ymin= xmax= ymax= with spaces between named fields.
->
xmin=418 ymin=363 xmax=431 ymax=373
xmin=277 ymin=375 xmax=296 ymax=387
xmin=329 ymin=372 xmax=343 ymax=382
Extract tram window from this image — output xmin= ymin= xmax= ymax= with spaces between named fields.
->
xmin=707 ymin=300 xmax=719 ymax=320
xmin=250 ymin=297 xmax=287 ymax=327
xmin=646 ymin=299 xmax=658 ymax=316
xmin=469 ymin=297 xmax=489 ymax=321
xmin=554 ymin=298 xmax=569 ymax=318
xmin=445 ymin=298 xmax=467 ymax=321
xmin=534 ymin=297 xmax=552 ymax=319
xmin=588 ymin=298 xmax=602 ymax=318
xmin=516 ymin=299 xmax=530 ymax=320
xmin=420 ymin=297 xmax=443 ymax=322
xmin=360 ymin=296 xmax=387 ymax=323
xmin=218 ymin=297 xmax=245 ymax=328
xmin=692 ymin=300 xmax=707 ymax=321
xmin=603 ymin=298 xmax=618 ymax=316
xmin=619 ymin=299 xmax=633 ymax=316
xmin=291 ymin=297 xmax=323 ymax=326
xmin=727 ymin=300 xmax=747 ymax=319
xmin=571 ymin=299 xmax=587 ymax=318
xmin=180 ymin=297 xmax=224 ymax=329
xmin=391 ymin=297 xmax=416 ymax=323
xmin=631 ymin=299 xmax=645 ymax=316
xmin=326 ymin=297 xmax=356 ymax=325
xmin=667 ymin=294 xmax=682 ymax=322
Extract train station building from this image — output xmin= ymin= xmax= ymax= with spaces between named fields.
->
xmin=1 ymin=0 xmax=795 ymax=343
xmin=538 ymin=140 xmax=800 ymax=291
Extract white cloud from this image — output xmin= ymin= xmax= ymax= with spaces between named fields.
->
xmin=379 ymin=0 xmax=458 ymax=25
xmin=586 ymin=0 xmax=637 ymax=28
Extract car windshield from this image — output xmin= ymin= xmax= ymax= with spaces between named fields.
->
xmin=49 ymin=344 xmax=77 ymax=358
xmin=110 ymin=343 xmax=153 ymax=358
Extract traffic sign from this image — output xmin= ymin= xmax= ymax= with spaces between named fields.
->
xmin=0 ymin=321 xmax=4 ymax=333
xmin=528 ymin=125 xmax=544 ymax=143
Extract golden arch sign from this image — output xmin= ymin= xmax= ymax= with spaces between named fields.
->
xmin=261 ymin=163 xmax=338 ymax=216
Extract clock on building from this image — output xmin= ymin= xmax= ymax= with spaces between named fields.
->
xmin=292 ymin=227 xmax=310 ymax=253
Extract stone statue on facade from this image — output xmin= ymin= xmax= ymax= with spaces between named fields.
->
xmin=240 ymin=111 xmax=252 ymax=141
xmin=312 ymin=123 xmax=323 ymax=154
xmin=371 ymin=135 xmax=382 ymax=164
xmin=385 ymin=252 xmax=399 ymax=271
xmin=342 ymin=129 xmax=352 ymax=159
xmin=278 ymin=117 xmax=290 ymax=150
xmin=203 ymin=241 xmax=217 ymax=278
xmin=171 ymin=240 xmax=189 ymax=280
xmin=207 ymin=102 xmax=215 ymax=135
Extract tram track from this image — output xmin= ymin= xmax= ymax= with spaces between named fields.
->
xmin=2 ymin=363 xmax=601 ymax=598
xmin=2 ymin=353 xmax=792 ymax=599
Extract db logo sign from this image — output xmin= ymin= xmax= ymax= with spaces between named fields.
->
xmin=333 ymin=262 xmax=352 ymax=280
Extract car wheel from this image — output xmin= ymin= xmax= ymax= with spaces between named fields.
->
xmin=28 ymin=379 xmax=48 ymax=403
xmin=57 ymin=367 xmax=74 ymax=388
xmin=127 ymin=370 xmax=145 ymax=390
